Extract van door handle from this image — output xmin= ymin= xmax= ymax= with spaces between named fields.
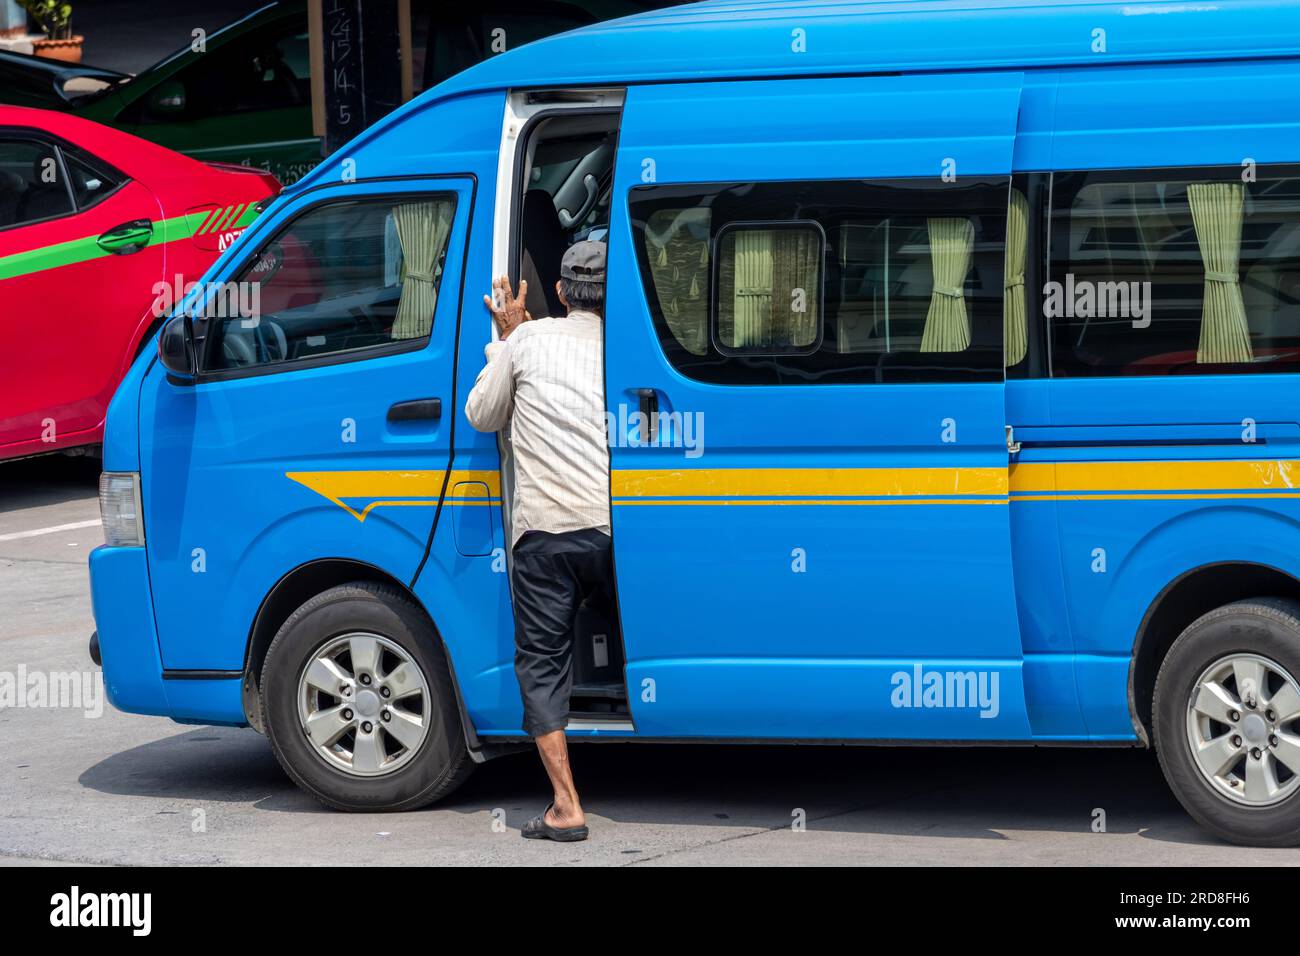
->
xmin=387 ymin=398 xmax=441 ymax=422
xmin=635 ymin=388 xmax=659 ymax=443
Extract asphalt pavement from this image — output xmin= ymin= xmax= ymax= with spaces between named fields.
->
xmin=2 ymin=454 xmax=1299 ymax=865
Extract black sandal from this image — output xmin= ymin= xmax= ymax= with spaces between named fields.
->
xmin=521 ymin=803 xmax=589 ymax=842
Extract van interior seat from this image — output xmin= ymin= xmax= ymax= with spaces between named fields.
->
xmin=520 ymin=188 xmax=565 ymax=318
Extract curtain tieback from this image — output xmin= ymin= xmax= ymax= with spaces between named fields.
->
xmin=406 ymin=269 xmax=438 ymax=284
xmin=1205 ymin=270 xmax=1239 ymax=284
xmin=1004 ymin=276 xmax=1025 ymax=291
xmin=932 ymin=284 xmax=964 ymax=300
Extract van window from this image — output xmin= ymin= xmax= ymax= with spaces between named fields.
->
xmin=715 ymin=222 xmax=823 ymax=354
xmin=642 ymin=206 xmax=710 ymax=355
xmin=205 ymin=194 xmax=456 ymax=371
xmin=1048 ymin=165 xmax=1300 ymax=376
xmin=631 ymin=178 xmax=1010 ymax=385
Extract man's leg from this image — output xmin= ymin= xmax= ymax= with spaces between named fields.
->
xmin=526 ymin=530 xmax=615 ymax=828
xmin=511 ymin=533 xmax=586 ymax=830
xmin=534 ymin=728 xmax=584 ymax=828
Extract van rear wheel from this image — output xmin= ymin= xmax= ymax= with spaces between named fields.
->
xmin=260 ymin=582 xmax=473 ymax=811
xmin=1154 ymin=598 xmax=1300 ymax=846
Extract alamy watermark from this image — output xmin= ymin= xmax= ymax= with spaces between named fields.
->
xmin=606 ymin=403 xmax=705 ymax=458
xmin=151 ymin=273 xmax=262 ymax=324
xmin=0 ymin=666 xmax=104 ymax=718
xmin=50 ymin=886 xmax=150 ymax=936
xmin=890 ymin=664 xmax=1000 ymax=719
xmin=1043 ymin=273 xmax=1151 ymax=329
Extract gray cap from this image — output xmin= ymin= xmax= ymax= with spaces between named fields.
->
xmin=560 ymin=240 xmax=607 ymax=284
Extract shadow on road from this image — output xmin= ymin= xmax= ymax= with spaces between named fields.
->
xmin=0 ymin=455 xmax=101 ymax=514
xmin=78 ymin=725 xmax=1225 ymax=846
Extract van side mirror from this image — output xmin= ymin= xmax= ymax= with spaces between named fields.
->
xmin=158 ymin=315 xmax=196 ymax=378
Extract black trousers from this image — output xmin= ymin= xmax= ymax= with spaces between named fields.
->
xmin=511 ymin=528 xmax=614 ymax=736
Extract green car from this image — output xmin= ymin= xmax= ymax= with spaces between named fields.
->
xmin=0 ymin=0 xmax=681 ymax=186
xmin=0 ymin=2 xmax=316 ymax=185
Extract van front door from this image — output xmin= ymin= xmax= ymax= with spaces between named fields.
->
xmin=605 ymin=74 xmax=1032 ymax=740
xmin=141 ymin=177 xmax=473 ymax=670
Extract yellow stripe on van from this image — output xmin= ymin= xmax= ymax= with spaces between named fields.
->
xmin=1009 ymin=459 xmax=1300 ymax=500
xmin=1008 ymin=462 xmax=1055 ymax=494
xmin=286 ymin=470 xmax=444 ymax=521
xmin=287 ymin=460 xmax=1300 ymax=522
xmin=286 ymin=469 xmax=501 ymax=521
xmin=447 ymin=470 xmax=502 ymax=496
xmin=612 ymin=466 xmax=1008 ymax=504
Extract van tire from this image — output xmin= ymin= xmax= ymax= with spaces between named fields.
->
xmin=1153 ymin=597 xmax=1300 ymax=846
xmin=260 ymin=582 xmax=474 ymax=811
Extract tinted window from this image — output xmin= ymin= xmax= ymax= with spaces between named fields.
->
xmin=0 ymin=139 xmax=73 ymax=228
xmin=141 ymin=22 xmax=310 ymax=122
xmin=205 ymin=195 xmax=456 ymax=372
xmin=63 ymin=150 xmax=122 ymax=210
xmin=631 ymin=178 xmax=1011 ymax=384
xmin=1049 ymin=166 xmax=1300 ymax=376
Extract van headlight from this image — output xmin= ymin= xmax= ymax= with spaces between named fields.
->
xmin=99 ymin=472 xmax=145 ymax=547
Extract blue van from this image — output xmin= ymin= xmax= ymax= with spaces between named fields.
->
xmin=89 ymin=0 xmax=1300 ymax=846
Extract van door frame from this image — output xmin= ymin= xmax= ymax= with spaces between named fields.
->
xmin=491 ymin=88 xmax=634 ymax=731
xmin=492 ymin=89 xmax=625 ymax=284
xmin=491 ymin=88 xmax=626 ymax=547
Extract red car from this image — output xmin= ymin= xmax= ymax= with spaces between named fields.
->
xmin=0 ymin=106 xmax=279 ymax=461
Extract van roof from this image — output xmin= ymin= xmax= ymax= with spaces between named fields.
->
xmin=439 ymin=0 xmax=1300 ymax=91
xmin=290 ymin=0 xmax=1300 ymax=195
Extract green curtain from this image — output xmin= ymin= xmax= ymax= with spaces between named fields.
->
xmin=718 ymin=228 xmax=819 ymax=349
xmin=733 ymin=229 xmax=775 ymax=347
xmin=773 ymin=229 xmax=820 ymax=348
xmin=645 ymin=208 xmax=710 ymax=355
xmin=391 ymin=199 xmax=455 ymax=341
xmin=1187 ymin=182 xmax=1252 ymax=364
xmin=1004 ymin=190 xmax=1028 ymax=367
xmin=920 ymin=217 xmax=974 ymax=353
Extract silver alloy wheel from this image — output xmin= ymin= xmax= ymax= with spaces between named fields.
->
xmin=1186 ymin=652 xmax=1300 ymax=807
xmin=297 ymin=632 xmax=431 ymax=777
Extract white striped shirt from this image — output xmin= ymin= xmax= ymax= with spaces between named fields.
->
xmin=464 ymin=310 xmax=610 ymax=546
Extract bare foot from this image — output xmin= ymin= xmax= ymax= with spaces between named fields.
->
xmin=546 ymin=801 xmax=586 ymax=829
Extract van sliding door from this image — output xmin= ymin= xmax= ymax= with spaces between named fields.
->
xmin=605 ymin=74 xmax=1033 ymax=740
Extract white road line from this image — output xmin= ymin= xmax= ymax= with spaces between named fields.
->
xmin=0 ymin=519 xmax=101 ymax=542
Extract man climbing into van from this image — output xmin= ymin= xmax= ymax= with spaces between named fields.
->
xmin=465 ymin=240 xmax=611 ymax=843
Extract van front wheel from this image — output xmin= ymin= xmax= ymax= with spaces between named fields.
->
xmin=1154 ymin=598 xmax=1300 ymax=846
xmin=260 ymin=582 xmax=473 ymax=811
